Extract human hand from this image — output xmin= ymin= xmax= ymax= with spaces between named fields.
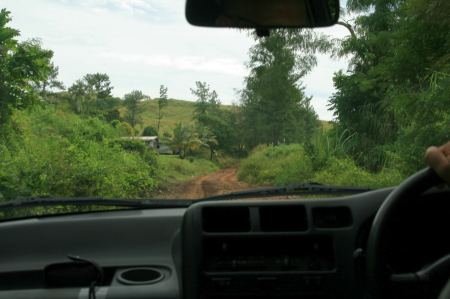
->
xmin=425 ymin=142 xmax=450 ymax=183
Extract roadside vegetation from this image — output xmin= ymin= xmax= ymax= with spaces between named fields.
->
xmin=238 ymin=144 xmax=403 ymax=189
xmin=1 ymin=0 xmax=449 ymax=200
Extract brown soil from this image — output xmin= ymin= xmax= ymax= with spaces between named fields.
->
xmin=160 ymin=168 xmax=252 ymax=199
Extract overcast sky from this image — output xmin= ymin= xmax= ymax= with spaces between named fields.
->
xmin=2 ymin=0 xmax=350 ymax=120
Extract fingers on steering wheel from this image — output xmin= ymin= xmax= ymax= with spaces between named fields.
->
xmin=425 ymin=146 xmax=450 ymax=182
xmin=438 ymin=141 xmax=450 ymax=156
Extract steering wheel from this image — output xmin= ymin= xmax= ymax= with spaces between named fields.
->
xmin=366 ymin=167 xmax=449 ymax=299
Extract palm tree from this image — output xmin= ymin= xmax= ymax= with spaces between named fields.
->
xmin=196 ymin=125 xmax=218 ymax=160
xmin=165 ymin=123 xmax=202 ymax=159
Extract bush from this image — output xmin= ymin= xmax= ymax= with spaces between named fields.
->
xmin=305 ymin=128 xmax=352 ymax=171
xmin=0 ymin=108 xmax=159 ymax=200
xmin=238 ymin=144 xmax=313 ymax=186
xmin=142 ymin=126 xmax=158 ymax=136
xmin=312 ymin=158 xmax=403 ymax=189
xmin=237 ymin=143 xmax=404 ymax=189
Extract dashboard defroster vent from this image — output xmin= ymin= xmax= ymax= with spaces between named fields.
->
xmin=313 ymin=207 xmax=353 ymax=228
xmin=202 ymin=207 xmax=251 ymax=232
xmin=259 ymin=205 xmax=307 ymax=232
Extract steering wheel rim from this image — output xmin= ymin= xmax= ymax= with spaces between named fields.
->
xmin=366 ymin=167 xmax=444 ymax=298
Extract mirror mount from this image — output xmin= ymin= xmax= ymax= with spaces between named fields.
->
xmin=256 ymin=28 xmax=270 ymax=37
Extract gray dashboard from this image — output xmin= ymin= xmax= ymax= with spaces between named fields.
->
xmin=0 ymin=188 xmax=393 ymax=299
xmin=0 ymin=208 xmax=185 ymax=299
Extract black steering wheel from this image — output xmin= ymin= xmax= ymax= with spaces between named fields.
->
xmin=366 ymin=167 xmax=449 ymax=299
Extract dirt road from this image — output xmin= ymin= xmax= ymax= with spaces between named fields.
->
xmin=162 ymin=168 xmax=251 ymax=199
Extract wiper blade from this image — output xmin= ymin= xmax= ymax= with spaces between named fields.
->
xmin=199 ymin=183 xmax=372 ymax=201
xmin=0 ymin=197 xmax=192 ymax=211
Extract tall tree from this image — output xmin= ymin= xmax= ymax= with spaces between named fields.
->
xmin=191 ymin=81 xmax=220 ymax=119
xmin=157 ymin=85 xmax=168 ymax=135
xmin=240 ymin=29 xmax=324 ymax=148
xmin=190 ymin=82 xmax=239 ymax=155
xmin=67 ymin=73 xmax=117 ymax=117
xmin=68 ymin=79 xmax=90 ymax=114
xmin=0 ymin=9 xmax=54 ymax=128
xmin=123 ymin=90 xmax=147 ymax=133
xmin=83 ymin=73 xmax=113 ymax=110
xmin=34 ymin=62 xmax=65 ymax=98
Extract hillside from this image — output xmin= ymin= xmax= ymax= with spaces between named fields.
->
xmin=139 ymin=99 xmax=197 ymax=134
xmin=124 ymin=98 xmax=330 ymax=135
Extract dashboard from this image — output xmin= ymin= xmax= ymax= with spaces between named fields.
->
xmin=0 ymin=187 xmax=448 ymax=299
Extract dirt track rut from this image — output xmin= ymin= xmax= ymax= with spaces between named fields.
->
xmin=162 ymin=168 xmax=251 ymax=199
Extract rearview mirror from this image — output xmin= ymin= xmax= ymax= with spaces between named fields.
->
xmin=185 ymin=0 xmax=340 ymax=29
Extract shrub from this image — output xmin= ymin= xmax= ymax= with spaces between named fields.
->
xmin=0 ymin=108 xmax=159 ymax=200
xmin=142 ymin=126 xmax=158 ymax=136
xmin=237 ymin=143 xmax=404 ymax=189
xmin=305 ymin=128 xmax=354 ymax=171
xmin=312 ymin=158 xmax=403 ymax=189
xmin=238 ymin=144 xmax=313 ymax=186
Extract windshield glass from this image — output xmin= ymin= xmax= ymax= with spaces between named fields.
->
xmin=0 ymin=0 xmax=449 ymax=215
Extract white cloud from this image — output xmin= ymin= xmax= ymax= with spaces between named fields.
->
xmin=98 ymin=52 xmax=247 ymax=76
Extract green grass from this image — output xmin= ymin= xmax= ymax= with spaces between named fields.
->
xmin=238 ymin=144 xmax=313 ymax=186
xmin=139 ymin=99 xmax=197 ymax=134
xmin=158 ymin=155 xmax=219 ymax=184
xmin=238 ymin=144 xmax=404 ymax=189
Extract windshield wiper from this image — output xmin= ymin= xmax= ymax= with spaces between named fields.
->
xmin=0 ymin=197 xmax=192 ymax=212
xmin=0 ymin=184 xmax=371 ymax=212
xmin=198 ymin=183 xmax=372 ymax=202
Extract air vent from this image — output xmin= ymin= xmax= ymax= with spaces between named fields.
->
xmin=313 ymin=207 xmax=353 ymax=228
xmin=259 ymin=205 xmax=307 ymax=232
xmin=202 ymin=207 xmax=251 ymax=232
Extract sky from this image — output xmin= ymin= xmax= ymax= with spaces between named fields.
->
xmin=2 ymin=0 xmax=350 ymax=120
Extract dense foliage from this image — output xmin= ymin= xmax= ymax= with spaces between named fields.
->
xmin=0 ymin=108 xmax=159 ymax=199
xmin=0 ymin=9 xmax=54 ymax=128
xmin=238 ymin=144 xmax=403 ymax=188
xmin=330 ymin=0 xmax=450 ymax=173
xmin=239 ymin=30 xmax=329 ymax=147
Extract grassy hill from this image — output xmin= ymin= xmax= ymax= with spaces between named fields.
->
xmin=130 ymin=98 xmax=330 ymax=135
xmin=139 ymin=99 xmax=197 ymax=134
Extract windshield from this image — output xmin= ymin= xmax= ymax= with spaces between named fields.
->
xmin=0 ymin=0 xmax=449 ymax=215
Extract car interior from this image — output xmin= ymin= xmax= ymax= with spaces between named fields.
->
xmin=0 ymin=0 xmax=449 ymax=299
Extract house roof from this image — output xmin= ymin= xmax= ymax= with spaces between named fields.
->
xmin=121 ymin=136 xmax=159 ymax=141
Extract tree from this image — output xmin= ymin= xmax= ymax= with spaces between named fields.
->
xmin=67 ymin=73 xmax=116 ymax=117
xmin=240 ymin=29 xmax=323 ymax=148
xmin=0 ymin=9 xmax=55 ymax=128
xmin=196 ymin=125 xmax=219 ymax=160
xmin=329 ymin=0 xmax=450 ymax=171
xmin=84 ymin=73 xmax=113 ymax=112
xmin=191 ymin=81 xmax=220 ymax=119
xmin=190 ymin=82 xmax=240 ymax=155
xmin=123 ymin=90 xmax=147 ymax=133
xmin=157 ymin=85 xmax=168 ymax=135
xmin=34 ymin=62 xmax=65 ymax=98
xmin=142 ymin=126 xmax=158 ymax=137
xmin=165 ymin=123 xmax=202 ymax=159
xmin=68 ymin=79 xmax=89 ymax=114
